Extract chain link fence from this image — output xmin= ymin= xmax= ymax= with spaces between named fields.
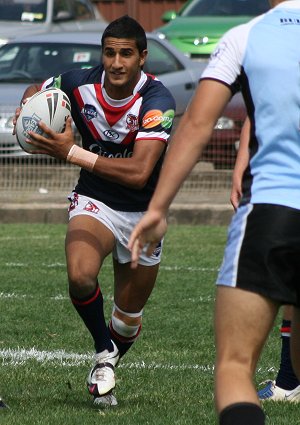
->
xmin=0 ymin=105 xmax=241 ymax=205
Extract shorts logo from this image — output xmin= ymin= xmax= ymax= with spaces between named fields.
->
xmin=103 ymin=129 xmax=119 ymax=140
xmin=142 ymin=109 xmax=174 ymax=129
xmin=153 ymin=241 xmax=162 ymax=257
xmin=84 ymin=201 xmax=99 ymax=214
xmin=22 ymin=113 xmax=43 ymax=137
xmin=81 ymin=104 xmax=97 ymax=121
xmin=68 ymin=192 xmax=79 ymax=212
xmin=126 ymin=113 xmax=139 ymax=132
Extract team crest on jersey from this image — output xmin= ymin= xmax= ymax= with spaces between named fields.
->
xmin=81 ymin=104 xmax=97 ymax=121
xmin=126 ymin=113 xmax=139 ymax=132
xmin=211 ymin=41 xmax=228 ymax=60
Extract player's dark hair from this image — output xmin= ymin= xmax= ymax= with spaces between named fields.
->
xmin=101 ymin=15 xmax=147 ymax=53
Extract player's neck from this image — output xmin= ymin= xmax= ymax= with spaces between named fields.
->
xmin=102 ymin=71 xmax=146 ymax=100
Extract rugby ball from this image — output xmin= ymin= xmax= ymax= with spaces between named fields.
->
xmin=16 ymin=87 xmax=71 ymax=153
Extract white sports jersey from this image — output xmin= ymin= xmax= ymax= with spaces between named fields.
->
xmin=202 ymin=1 xmax=300 ymax=210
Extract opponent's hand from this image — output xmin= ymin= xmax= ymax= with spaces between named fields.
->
xmin=25 ymin=117 xmax=75 ymax=160
xmin=230 ymin=176 xmax=242 ymax=211
xmin=128 ymin=210 xmax=167 ymax=269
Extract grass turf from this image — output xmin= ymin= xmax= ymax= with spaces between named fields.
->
xmin=0 ymin=224 xmax=297 ymax=424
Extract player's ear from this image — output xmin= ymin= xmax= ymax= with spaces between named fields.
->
xmin=139 ymin=49 xmax=148 ymax=67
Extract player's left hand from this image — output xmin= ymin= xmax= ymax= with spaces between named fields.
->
xmin=128 ymin=210 xmax=167 ymax=269
xmin=25 ymin=117 xmax=75 ymax=160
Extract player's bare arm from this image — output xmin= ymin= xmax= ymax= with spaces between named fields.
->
xmin=128 ymin=80 xmax=232 ymax=264
xmin=230 ymin=117 xmax=251 ymax=210
xmin=25 ymin=121 xmax=166 ymax=189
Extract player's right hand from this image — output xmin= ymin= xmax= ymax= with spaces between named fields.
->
xmin=12 ymin=97 xmax=31 ymax=135
xmin=12 ymin=106 xmax=22 ymax=136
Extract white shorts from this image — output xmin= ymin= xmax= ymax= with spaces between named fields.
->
xmin=68 ymin=192 xmax=163 ymax=266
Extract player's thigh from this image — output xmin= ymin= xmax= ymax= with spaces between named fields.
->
xmin=282 ymin=304 xmax=293 ymax=320
xmin=291 ymin=306 xmax=300 ymax=377
xmin=66 ymin=215 xmax=115 ymax=279
xmin=215 ymin=286 xmax=279 ymax=368
xmin=113 ymin=259 xmax=159 ymax=312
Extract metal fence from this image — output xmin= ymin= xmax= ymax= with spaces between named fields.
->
xmin=0 ymin=105 xmax=242 ymax=205
xmin=0 ymin=158 xmax=234 ymax=204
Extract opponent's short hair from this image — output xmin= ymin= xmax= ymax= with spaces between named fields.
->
xmin=101 ymin=15 xmax=147 ymax=53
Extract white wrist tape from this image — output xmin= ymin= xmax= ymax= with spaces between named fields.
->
xmin=66 ymin=145 xmax=98 ymax=172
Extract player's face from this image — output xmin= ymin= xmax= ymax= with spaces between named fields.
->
xmin=102 ymin=37 xmax=147 ymax=99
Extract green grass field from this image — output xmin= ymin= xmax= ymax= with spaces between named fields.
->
xmin=0 ymin=224 xmax=298 ymax=424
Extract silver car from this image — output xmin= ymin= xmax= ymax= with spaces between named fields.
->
xmin=0 ymin=31 xmax=204 ymax=157
xmin=0 ymin=0 xmax=107 ymax=47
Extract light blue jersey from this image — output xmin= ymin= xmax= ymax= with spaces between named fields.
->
xmin=202 ymin=1 xmax=300 ymax=210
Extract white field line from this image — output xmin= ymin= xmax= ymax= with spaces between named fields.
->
xmin=3 ymin=262 xmax=219 ymax=273
xmin=0 ymin=292 xmax=213 ymax=303
xmin=0 ymin=236 xmax=53 ymax=241
xmin=0 ymin=347 xmax=213 ymax=370
xmin=0 ymin=348 xmax=277 ymax=375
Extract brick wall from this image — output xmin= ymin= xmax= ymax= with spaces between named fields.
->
xmin=92 ymin=0 xmax=186 ymax=31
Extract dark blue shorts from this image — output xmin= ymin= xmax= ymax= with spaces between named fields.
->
xmin=217 ymin=203 xmax=300 ymax=307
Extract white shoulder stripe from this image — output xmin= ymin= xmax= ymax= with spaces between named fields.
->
xmin=201 ymin=14 xmax=266 ymax=86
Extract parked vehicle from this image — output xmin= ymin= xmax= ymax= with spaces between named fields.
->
xmin=156 ymin=0 xmax=270 ymax=60
xmin=0 ymin=31 xmax=204 ymax=158
xmin=200 ymin=92 xmax=246 ymax=169
xmin=0 ymin=0 xmax=107 ymax=47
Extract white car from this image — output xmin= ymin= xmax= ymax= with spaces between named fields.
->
xmin=0 ymin=0 xmax=107 ymax=47
xmin=0 ymin=31 xmax=204 ymax=157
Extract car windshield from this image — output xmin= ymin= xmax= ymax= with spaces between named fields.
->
xmin=182 ymin=0 xmax=270 ymax=17
xmin=0 ymin=0 xmax=47 ymax=22
xmin=0 ymin=42 xmax=101 ymax=81
xmin=0 ymin=39 xmax=183 ymax=82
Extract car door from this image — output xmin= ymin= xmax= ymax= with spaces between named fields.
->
xmin=144 ymin=38 xmax=200 ymax=127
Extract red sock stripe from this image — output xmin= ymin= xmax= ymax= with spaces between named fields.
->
xmin=109 ymin=321 xmax=142 ymax=343
xmin=280 ymin=326 xmax=291 ymax=334
xmin=70 ymin=286 xmax=101 ymax=306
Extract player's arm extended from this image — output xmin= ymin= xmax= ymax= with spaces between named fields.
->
xmin=25 ymin=116 xmax=167 ymax=189
xmin=230 ymin=117 xmax=250 ymax=210
xmin=91 ymin=138 xmax=166 ymax=189
xmin=128 ymin=80 xmax=232 ymax=266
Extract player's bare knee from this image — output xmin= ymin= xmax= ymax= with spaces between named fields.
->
xmin=109 ymin=303 xmax=143 ymax=342
xmin=68 ymin=268 xmax=97 ymax=296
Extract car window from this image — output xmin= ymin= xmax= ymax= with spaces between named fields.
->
xmin=53 ymin=0 xmax=73 ymax=20
xmin=0 ymin=42 xmax=101 ymax=81
xmin=74 ymin=0 xmax=94 ymax=20
xmin=182 ymin=0 xmax=270 ymax=16
xmin=0 ymin=39 xmax=184 ymax=81
xmin=0 ymin=0 xmax=47 ymax=22
xmin=144 ymin=39 xmax=184 ymax=75
xmin=53 ymin=0 xmax=94 ymax=21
